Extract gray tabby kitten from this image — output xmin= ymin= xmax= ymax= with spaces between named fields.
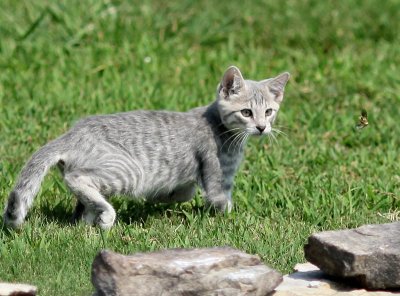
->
xmin=3 ymin=66 xmax=289 ymax=229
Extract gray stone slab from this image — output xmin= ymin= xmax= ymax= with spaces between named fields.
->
xmin=304 ymin=222 xmax=400 ymax=290
xmin=0 ymin=283 xmax=37 ymax=296
xmin=91 ymin=247 xmax=282 ymax=296
xmin=271 ymin=262 xmax=400 ymax=296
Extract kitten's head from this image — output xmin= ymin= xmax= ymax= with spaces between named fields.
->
xmin=216 ymin=66 xmax=289 ymax=136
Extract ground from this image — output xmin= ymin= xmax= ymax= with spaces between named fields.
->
xmin=0 ymin=1 xmax=399 ymax=295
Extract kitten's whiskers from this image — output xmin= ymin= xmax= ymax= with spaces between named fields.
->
xmin=228 ymin=131 xmax=245 ymax=153
xmin=232 ymin=131 xmax=248 ymax=153
xmin=273 ymin=124 xmax=290 ymax=131
xmin=218 ymin=127 xmax=241 ymax=137
xmin=269 ymin=131 xmax=279 ymax=145
xmin=221 ymin=129 xmax=242 ymax=151
xmin=271 ymin=128 xmax=287 ymax=137
xmin=238 ymin=132 xmax=249 ymax=152
xmin=266 ymin=133 xmax=273 ymax=145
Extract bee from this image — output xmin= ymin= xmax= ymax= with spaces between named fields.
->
xmin=356 ymin=109 xmax=368 ymax=130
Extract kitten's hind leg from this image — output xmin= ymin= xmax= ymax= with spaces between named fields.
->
xmin=64 ymin=172 xmax=116 ymax=229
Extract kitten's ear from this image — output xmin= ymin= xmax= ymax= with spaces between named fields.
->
xmin=218 ymin=66 xmax=245 ymax=99
xmin=265 ymin=72 xmax=290 ymax=103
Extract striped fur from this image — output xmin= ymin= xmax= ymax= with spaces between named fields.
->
xmin=3 ymin=66 xmax=289 ymax=229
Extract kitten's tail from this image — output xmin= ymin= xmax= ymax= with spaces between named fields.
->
xmin=3 ymin=139 xmax=64 ymax=228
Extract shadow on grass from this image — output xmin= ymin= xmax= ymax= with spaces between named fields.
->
xmin=37 ymin=196 xmax=213 ymax=227
xmin=113 ymin=197 xmax=214 ymax=225
xmin=40 ymin=199 xmax=76 ymax=226
xmin=0 ymin=200 xmax=75 ymax=234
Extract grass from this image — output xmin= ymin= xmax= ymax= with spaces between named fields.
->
xmin=0 ymin=0 xmax=399 ymax=295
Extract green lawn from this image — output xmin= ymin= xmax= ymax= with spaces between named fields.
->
xmin=1 ymin=0 xmax=399 ymax=295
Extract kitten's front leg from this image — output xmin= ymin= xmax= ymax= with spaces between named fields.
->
xmin=200 ymin=156 xmax=233 ymax=213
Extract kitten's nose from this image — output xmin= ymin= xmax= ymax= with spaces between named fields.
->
xmin=256 ymin=125 xmax=266 ymax=133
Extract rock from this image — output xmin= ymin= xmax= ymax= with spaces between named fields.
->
xmin=0 ymin=283 xmax=37 ymax=296
xmin=304 ymin=222 xmax=400 ymax=290
xmin=91 ymin=247 xmax=282 ymax=296
xmin=271 ymin=262 xmax=399 ymax=296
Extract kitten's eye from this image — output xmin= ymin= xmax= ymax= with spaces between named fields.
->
xmin=265 ymin=109 xmax=273 ymax=116
xmin=241 ymin=109 xmax=252 ymax=117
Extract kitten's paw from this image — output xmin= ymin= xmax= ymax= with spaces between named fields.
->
xmin=207 ymin=194 xmax=233 ymax=213
xmin=3 ymin=192 xmax=26 ymax=229
xmin=97 ymin=210 xmax=116 ymax=230
xmin=3 ymin=215 xmax=24 ymax=229
xmin=225 ymin=199 xmax=233 ymax=213
xmin=216 ymin=199 xmax=232 ymax=213
xmin=3 ymin=209 xmax=25 ymax=229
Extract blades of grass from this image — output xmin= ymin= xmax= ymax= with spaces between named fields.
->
xmin=99 ymin=228 xmax=107 ymax=249
xmin=19 ymin=8 xmax=47 ymax=41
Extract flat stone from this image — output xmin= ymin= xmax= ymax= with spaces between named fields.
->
xmin=271 ymin=262 xmax=399 ymax=296
xmin=0 ymin=283 xmax=37 ymax=296
xmin=91 ymin=247 xmax=282 ymax=296
xmin=304 ymin=222 xmax=400 ymax=290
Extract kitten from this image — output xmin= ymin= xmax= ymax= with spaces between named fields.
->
xmin=3 ymin=66 xmax=289 ymax=229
